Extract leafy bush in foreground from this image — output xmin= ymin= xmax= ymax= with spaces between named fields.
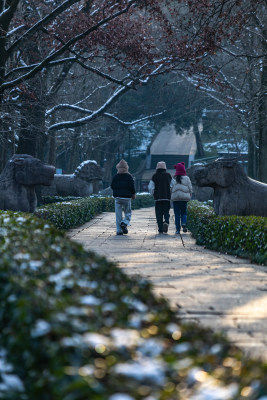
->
xmin=1 ymin=210 xmax=267 ymax=399
xmin=187 ymin=201 xmax=267 ymax=265
xmin=36 ymin=194 xmax=154 ymax=229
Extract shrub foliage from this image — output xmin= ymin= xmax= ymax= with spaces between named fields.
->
xmin=2 ymin=210 xmax=267 ymax=399
xmin=187 ymin=201 xmax=267 ymax=265
xmin=36 ymin=194 xmax=154 ymax=229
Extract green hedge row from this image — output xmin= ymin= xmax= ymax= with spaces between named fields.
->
xmin=2 ymin=210 xmax=267 ymax=399
xmin=41 ymin=196 xmax=83 ymax=204
xmin=36 ymin=194 xmax=154 ymax=230
xmin=187 ymin=201 xmax=267 ymax=265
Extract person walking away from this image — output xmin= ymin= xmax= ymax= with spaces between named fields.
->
xmin=111 ymin=159 xmax=136 ymax=235
xmin=148 ymin=161 xmax=172 ymax=234
xmin=171 ymin=162 xmax=192 ymax=234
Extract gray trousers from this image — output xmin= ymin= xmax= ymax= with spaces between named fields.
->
xmin=115 ymin=198 xmax=132 ymax=233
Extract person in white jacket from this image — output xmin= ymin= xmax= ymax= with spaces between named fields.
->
xmin=170 ymin=162 xmax=192 ymax=233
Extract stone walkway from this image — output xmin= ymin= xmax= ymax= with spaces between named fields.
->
xmin=68 ymin=207 xmax=267 ymax=360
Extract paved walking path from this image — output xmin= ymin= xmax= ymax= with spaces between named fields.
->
xmin=68 ymin=207 xmax=267 ymax=360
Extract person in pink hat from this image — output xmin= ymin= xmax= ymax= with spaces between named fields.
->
xmin=148 ymin=161 xmax=172 ymax=234
xmin=170 ymin=162 xmax=192 ymax=234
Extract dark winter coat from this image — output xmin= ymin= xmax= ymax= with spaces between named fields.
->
xmin=111 ymin=173 xmax=136 ymax=198
xmin=151 ymin=169 xmax=172 ymax=201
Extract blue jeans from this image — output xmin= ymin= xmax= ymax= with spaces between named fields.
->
xmin=173 ymin=201 xmax=187 ymax=232
xmin=115 ymin=198 xmax=132 ymax=233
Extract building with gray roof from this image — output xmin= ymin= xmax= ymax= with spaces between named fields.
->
xmin=135 ymin=124 xmax=197 ymax=191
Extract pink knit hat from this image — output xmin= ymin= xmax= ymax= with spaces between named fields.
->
xmin=174 ymin=162 xmax=186 ymax=176
xmin=116 ymin=159 xmax=129 ymax=173
xmin=156 ymin=161 xmax=167 ymax=170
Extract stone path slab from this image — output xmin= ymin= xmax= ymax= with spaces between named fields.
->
xmin=68 ymin=207 xmax=267 ymax=360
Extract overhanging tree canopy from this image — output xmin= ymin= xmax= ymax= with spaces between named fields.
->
xmin=0 ymin=0 xmax=265 ymax=179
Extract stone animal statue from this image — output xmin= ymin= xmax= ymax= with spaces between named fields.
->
xmin=187 ymin=164 xmax=214 ymax=201
xmin=42 ymin=160 xmax=103 ymax=197
xmin=194 ymin=158 xmax=267 ymax=216
xmin=0 ymin=154 xmax=55 ymax=213
xmin=98 ymin=186 xmax=113 ymax=196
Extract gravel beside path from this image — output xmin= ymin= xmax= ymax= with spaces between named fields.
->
xmin=68 ymin=207 xmax=267 ymax=360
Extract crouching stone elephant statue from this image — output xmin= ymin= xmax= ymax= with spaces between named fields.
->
xmin=42 ymin=160 xmax=103 ymax=197
xmin=0 ymin=154 xmax=55 ymax=212
xmin=194 ymin=158 xmax=267 ymax=216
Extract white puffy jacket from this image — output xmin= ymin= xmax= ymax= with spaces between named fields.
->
xmin=170 ymin=176 xmax=192 ymax=201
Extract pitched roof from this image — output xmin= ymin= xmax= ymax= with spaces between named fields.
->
xmin=150 ymin=124 xmax=197 ymax=156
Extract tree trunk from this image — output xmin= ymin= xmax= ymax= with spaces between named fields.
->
xmin=103 ymin=152 xmax=116 ymax=185
xmin=247 ymin=134 xmax=257 ymax=179
xmin=0 ymin=99 xmax=14 ymax=172
xmin=68 ymin=127 xmax=81 ymax=172
xmin=18 ymin=102 xmax=37 ymax=156
xmin=48 ymin=132 xmax=57 ymax=166
xmin=193 ymin=120 xmax=205 ymax=158
xmin=0 ymin=131 xmax=8 ymax=172
xmin=258 ymin=53 xmax=267 ymax=183
xmin=17 ymin=90 xmax=47 ymax=159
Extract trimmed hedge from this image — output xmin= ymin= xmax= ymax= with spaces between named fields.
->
xmin=187 ymin=201 xmax=267 ymax=265
xmin=2 ymin=210 xmax=267 ymax=399
xmin=41 ymin=196 xmax=83 ymax=204
xmin=36 ymin=194 xmax=154 ymax=230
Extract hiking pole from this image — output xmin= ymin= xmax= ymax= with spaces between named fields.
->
xmin=179 ymin=232 xmax=185 ymax=248
xmin=171 ymin=214 xmax=185 ymax=247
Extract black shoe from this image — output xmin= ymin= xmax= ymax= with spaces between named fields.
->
xmin=163 ymin=222 xmax=169 ymax=233
xmin=158 ymin=231 xmax=163 ymax=234
xmin=116 ymin=232 xmax=123 ymax=235
xmin=120 ymin=222 xmax=128 ymax=234
xmin=182 ymin=225 xmax=188 ymax=233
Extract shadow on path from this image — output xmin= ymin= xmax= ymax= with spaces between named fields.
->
xmin=68 ymin=207 xmax=267 ymax=360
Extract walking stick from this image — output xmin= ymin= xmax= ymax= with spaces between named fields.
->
xmin=171 ymin=214 xmax=185 ymax=247
xmin=179 ymin=232 xmax=185 ymax=247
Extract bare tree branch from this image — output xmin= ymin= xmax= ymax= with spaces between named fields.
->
xmin=103 ymin=111 xmax=165 ymax=125
xmin=46 ymin=102 xmax=164 ymax=126
xmin=75 ymin=59 xmax=133 ymax=87
xmin=220 ymin=46 xmax=266 ymax=59
xmin=48 ymin=63 xmax=165 ymax=131
xmin=0 ymin=0 xmax=20 ymax=28
xmin=48 ymin=82 xmax=133 ymax=131
xmin=6 ymin=0 xmax=82 ymax=56
xmin=1 ymin=0 xmax=136 ymax=92
xmin=4 ymin=57 xmax=77 ymax=79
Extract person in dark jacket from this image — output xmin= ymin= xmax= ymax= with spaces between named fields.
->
xmin=148 ymin=161 xmax=172 ymax=233
xmin=111 ymin=159 xmax=136 ymax=235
